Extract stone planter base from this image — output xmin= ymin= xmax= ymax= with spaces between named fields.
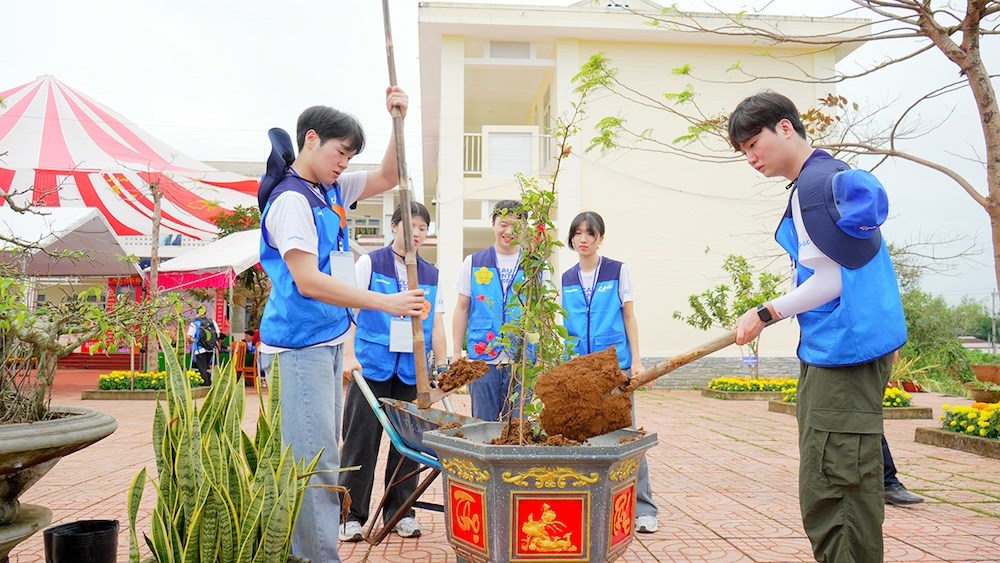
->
xmin=81 ymin=387 xmax=210 ymax=401
xmin=701 ymin=389 xmax=784 ymax=401
xmin=915 ymin=427 xmax=1000 ymax=459
xmin=425 ymin=422 xmax=656 ymax=563
xmin=0 ymin=505 xmax=51 ymax=562
xmin=767 ymin=401 xmax=933 ymax=419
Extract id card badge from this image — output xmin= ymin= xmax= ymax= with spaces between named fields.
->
xmin=330 ymin=251 xmax=356 ymax=287
xmin=389 ymin=317 xmax=414 ymax=353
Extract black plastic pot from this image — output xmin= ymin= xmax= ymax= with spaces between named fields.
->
xmin=43 ymin=519 xmax=118 ymax=563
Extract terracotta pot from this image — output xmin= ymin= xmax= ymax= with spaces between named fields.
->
xmin=972 ymin=364 xmax=1000 ymax=385
xmin=970 ymin=388 xmax=1000 ymax=404
xmin=901 ymin=381 xmax=923 ymax=393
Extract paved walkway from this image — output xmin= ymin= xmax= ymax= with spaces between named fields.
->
xmin=8 ymin=370 xmax=1000 ymax=562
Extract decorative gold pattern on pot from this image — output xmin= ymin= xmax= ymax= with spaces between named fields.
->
xmin=502 ymin=467 xmax=600 ymax=489
xmin=442 ymin=457 xmax=491 ymax=483
xmin=609 ymin=458 xmax=640 ymax=482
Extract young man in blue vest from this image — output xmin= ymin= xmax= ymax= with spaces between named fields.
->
xmin=257 ymin=87 xmax=426 ymax=563
xmin=452 ymin=200 xmax=526 ymax=421
xmin=729 ymin=91 xmax=907 ymax=562
xmin=338 ymin=202 xmax=447 ymax=542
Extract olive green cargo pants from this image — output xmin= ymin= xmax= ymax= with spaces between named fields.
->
xmin=796 ymin=355 xmax=892 ymax=563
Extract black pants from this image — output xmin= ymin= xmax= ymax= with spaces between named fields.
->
xmin=194 ymin=352 xmax=212 ymax=386
xmin=340 ymin=377 xmax=418 ymax=525
xmin=883 ymin=435 xmax=900 ymax=488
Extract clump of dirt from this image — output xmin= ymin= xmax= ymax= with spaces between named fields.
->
xmin=487 ymin=419 xmax=581 ymax=446
xmin=436 ymin=358 xmax=489 ymax=391
xmin=536 ymin=347 xmax=633 ymax=441
xmin=438 ymin=421 xmax=463 ymax=431
xmin=619 ymin=427 xmax=647 ymax=444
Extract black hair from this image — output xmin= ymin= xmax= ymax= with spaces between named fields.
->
xmin=491 ymin=200 xmax=523 ymax=223
xmin=727 ymin=91 xmax=806 ymax=151
xmin=390 ymin=201 xmax=432 ymax=227
xmin=567 ymin=211 xmax=606 ymax=249
xmin=296 ymin=106 xmax=366 ymax=154
xmin=244 ymin=330 xmax=255 ymax=336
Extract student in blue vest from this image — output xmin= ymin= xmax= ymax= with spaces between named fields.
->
xmin=729 ymin=91 xmax=906 ymax=562
xmin=256 ymin=87 xmax=426 ymax=563
xmin=560 ymin=211 xmax=659 ymax=534
xmin=338 ymin=201 xmax=447 ymax=542
xmin=452 ymin=200 xmax=526 ymax=421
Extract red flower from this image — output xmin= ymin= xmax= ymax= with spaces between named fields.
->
xmin=486 ymin=331 xmax=496 ymax=342
xmin=476 ymin=295 xmax=487 ymax=302
xmin=473 ymin=342 xmax=488 ymax=355
xmin=536 ymin=224 xmax=546 ymax=233
xmin=488 ymin=349 xmax=498 ymax=358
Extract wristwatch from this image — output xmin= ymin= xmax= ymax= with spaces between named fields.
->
xmin=756 ymin=304 xmax=774 ymax=324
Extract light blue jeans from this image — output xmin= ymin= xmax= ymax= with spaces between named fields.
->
xmin=468 ymin=364 xmax=530 ymax=421
xmin=261 ymin=346 xmax=344 ymax=563
xmin=631 ymin=397 xmax=658 ymax=518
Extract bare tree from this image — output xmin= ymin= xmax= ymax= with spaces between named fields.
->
xmin=585 ymin=1 xmax=999 ymax=290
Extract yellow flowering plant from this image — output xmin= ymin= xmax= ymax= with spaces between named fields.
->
xmin=781 ymin=384 xmax=913 ymax=408
xmin=883 ymin=386 xmax=912 ymax=408
xmin=99 ymin=369 xmax=203 ymax=391
xmin=707 ymin=377 xmax=797 ymax=392
xmin=940 ymin=402 xmax=1000 ymax=440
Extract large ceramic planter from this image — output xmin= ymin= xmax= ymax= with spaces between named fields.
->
xmin=0 ymin=406 xmax=117 ymax=561
xmin=424 ymin=422 xmax=657 ymax=563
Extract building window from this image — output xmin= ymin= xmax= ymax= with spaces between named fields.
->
xmin=489 ymin=40 xmax=531 ymax=59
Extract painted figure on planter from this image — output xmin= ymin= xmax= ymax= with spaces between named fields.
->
xmin=255 ymin=88 xmax=426 ymax=563
xmin=560 ymin=210 xmax=659 ymax=534
xmin=452 ymin=200 xmax=526 ymax=421
xmin=729 ymin=91 xmax=907 ymax=562
xmin=338 ymin=202 xmax=447 ymax=543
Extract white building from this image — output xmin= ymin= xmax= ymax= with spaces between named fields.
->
xmin=418 ymin=0 xmax=867 ymax=361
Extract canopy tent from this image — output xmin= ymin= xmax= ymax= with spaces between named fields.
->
xmin=0 ymin=76 xmax=258 ymax=245
xmin=0 ymin=206 xmax=138 ymax=276
xmin=152 ymin=229 xmax=261 ymax=291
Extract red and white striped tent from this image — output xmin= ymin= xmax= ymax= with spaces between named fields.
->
xmin=0 ymin=75 xmax=258 ymax=247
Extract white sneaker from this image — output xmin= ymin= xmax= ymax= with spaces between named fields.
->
xmin=394 ymin=517 xmax=422 ymax=538
xmin=636 ymin=515 xmax=658 ymax=534
xmin=338 ymin=520 xmax=363 ymax=542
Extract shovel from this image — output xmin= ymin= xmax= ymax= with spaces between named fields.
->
xmin=536 ymin=330 xmax=737 ymax=441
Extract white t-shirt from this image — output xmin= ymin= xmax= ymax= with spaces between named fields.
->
xmin=577 ymin=260 xmax=634 ymax=303
xmin=260 ymin=171 xmax=367 ymax=354
xmin=454 ymin=251 xmax=521 ymax=297
xmin=355 ymin=253 xmax=446 ymax=314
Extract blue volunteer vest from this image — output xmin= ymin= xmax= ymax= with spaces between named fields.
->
xmin=776 ymin=153 xmax=907 ymax=367
xmin=561 ymin=258 xmax=632 ymax=369
xmin=259 ymin=174 xmax=352 ymax=349
xmin=354 ymin=246 xmax=438 ymax=385
xmin=467 ymin=247 xmax=525 ymax=361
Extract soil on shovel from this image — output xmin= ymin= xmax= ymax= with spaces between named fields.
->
xmin=536 ymin=348 xmax=633 ymax=441
xmin=437 ymin=358 xmax=489 ymax=391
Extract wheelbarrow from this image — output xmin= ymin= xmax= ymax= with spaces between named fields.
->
xmin=350 ymin=372 xmax=479 ymax=545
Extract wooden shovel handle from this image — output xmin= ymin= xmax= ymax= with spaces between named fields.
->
xmin=614 ymin=330 xmax=737 ymax=396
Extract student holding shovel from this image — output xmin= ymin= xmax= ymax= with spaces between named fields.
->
xmin=729 ymin=91 xmax=906 ymax=562
xmin=256 ymin=87 xmax=426 ymax=563
xmin=338 ymin=201 xmax=447 ymax=542
xmin=560 ymin=210 xmax=659 ymax=533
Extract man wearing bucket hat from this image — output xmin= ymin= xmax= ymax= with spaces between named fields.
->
xmin=728 ymin=91 xmax=907 ymax=562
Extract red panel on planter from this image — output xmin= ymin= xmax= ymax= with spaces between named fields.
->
xmin=447 ymin=481 xmax=488 ymax=555
xmin=609 ymin=483 xmax=636 ymax=551
xmin=512 ymin=493 xmax=588 ymax=561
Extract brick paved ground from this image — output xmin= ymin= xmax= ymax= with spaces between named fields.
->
xmin=7 ymin=369 xmax=1000 ymax=562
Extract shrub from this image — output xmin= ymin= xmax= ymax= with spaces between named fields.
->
xmin=98 ymin=369 xmax=203 ymax=390
xmin=883 ymin=387 xmax=912 ymax=408
xmin=940 ymin=402 xmax=1000 ymax=440
xmin=707 ymin=377 xmax=797 ymax=392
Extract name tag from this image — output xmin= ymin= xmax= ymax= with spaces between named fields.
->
xmin=389 ymin=317 xmax=414 ymax=353
xmin=330 ymin=251 xmax=356 ymax=287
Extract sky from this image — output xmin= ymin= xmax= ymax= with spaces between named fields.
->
xmin=2 ymin=0 xmax=997 ymax=305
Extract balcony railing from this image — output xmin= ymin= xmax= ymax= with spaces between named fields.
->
xmin=463 ymin=132 xmax=555 ymax=177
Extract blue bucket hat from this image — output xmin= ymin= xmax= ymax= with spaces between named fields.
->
xmin=800 ymin=168 xmax=888 ymax=269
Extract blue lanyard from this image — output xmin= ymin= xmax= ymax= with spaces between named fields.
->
xmin=289 ymin=168 xmax=348 ymax=252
